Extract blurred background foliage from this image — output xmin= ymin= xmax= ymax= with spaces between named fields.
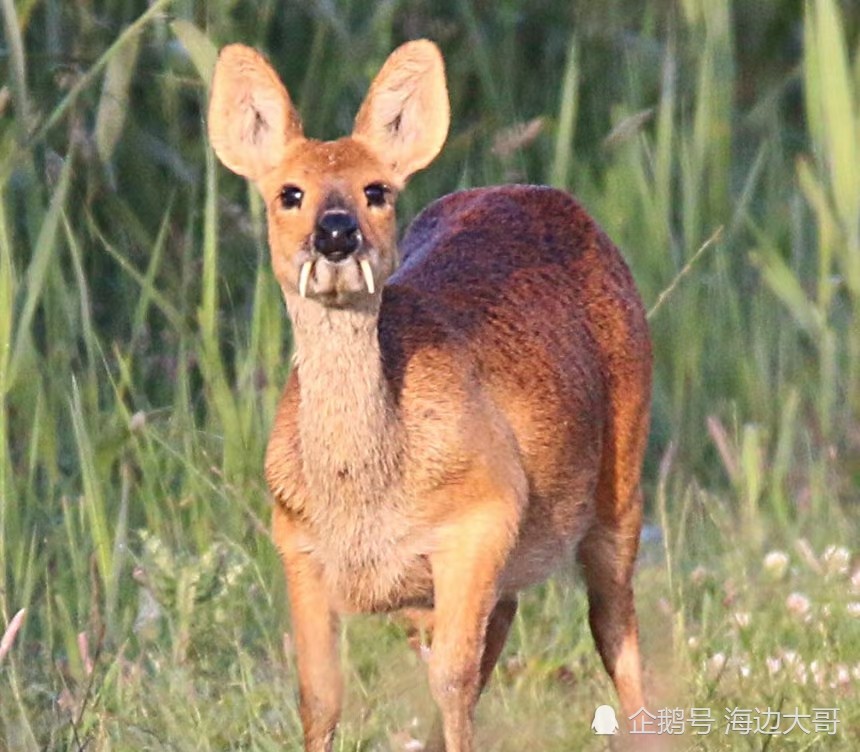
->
xmin=1 ymin=0 xmax=859 ymax=749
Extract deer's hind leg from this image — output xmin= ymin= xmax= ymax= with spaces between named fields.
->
xmin=577 ymin=374 xmax=650 ymax=724
xmin=578 ymin=486 xmax=645 ymax=721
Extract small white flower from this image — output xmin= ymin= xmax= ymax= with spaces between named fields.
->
xmin=763 ymin=551 xmax=789 ymax=580
xmin=792 ymin=661 xmax=808 ymax=685
xmin=810 ymin=659 xmax=826 ymax=688
xmin=732 ymin=611 xmax=751 ymax=629
xmin=708 ymin=652 xmax=727 ymax=676
xmin=833 ymin=664 xmax=850 ymax=687
xmin=766 ymin=656 xmax=782 ymax=675
xmin=688 ymin=636 xmax=700 ymax=650
xmin=851 ymin=568 xmax=860 ymax=594
xmin=821 ymin=545 xmax=851 ymax=576
xmin=739 ymin=663 xmax=751 ymax=678
xmin=781 ymin=650 xmax=800 ymax=666
xmin=846 ymin=602 xmax=860 ymax=618
xmin=786 ymin=592 xmax=811 ymax=618
xmin=129 ymin=410 xmax=147 ymax=432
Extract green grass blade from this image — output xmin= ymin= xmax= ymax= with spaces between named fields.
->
xmin=550 ymin=36 xmax=579 ymax=189
xmin=29 ymin=0 xmax=175 ymax=149
xmin=751 ymin=246 xmax=826 ymax=339
xmin=0 ymin=186 xmax=14 ymax=619
xmin=8 ymin=149 xmax=74 ymax=387
xmin=95 ymin=26 xmax=142 ymax=165
xmin=62 ymin=215 xmax=98 ymax=388
xmin=69 ymin=378 xmax=112 ymax=597
xmin=810 ymin=0 xmax=859 ymax=238
xmin=87 ymin=212 xmax=188 ymax=336
xmin=0 ymin=0 xmax=31 ymax=144
xmin=198 ymin=142 xmax=243 ymax=478
xmin=171 ymin=19 xmax=218 ymax=87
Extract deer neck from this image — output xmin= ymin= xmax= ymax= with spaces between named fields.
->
xmin=286 ymin=296 xmax=403 ymax=503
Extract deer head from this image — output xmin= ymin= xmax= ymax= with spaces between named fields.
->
xmin=207 ymin=40 xmax=450 ymax=309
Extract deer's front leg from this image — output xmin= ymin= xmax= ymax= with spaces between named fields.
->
xmin=427 ymin=489 xmax=521 ymax=752
xmin=273 ymin=505 xmax=342 ymax=752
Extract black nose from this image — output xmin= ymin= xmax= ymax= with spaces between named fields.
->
xmin=314 ymin=211 xmax=360 ymax=261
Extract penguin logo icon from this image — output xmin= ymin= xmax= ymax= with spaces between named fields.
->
xmin=591 ymin=705 xmax=619 ymax=735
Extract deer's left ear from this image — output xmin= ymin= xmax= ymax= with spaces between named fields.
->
xmin=352 ymin=40 xmax=449 ymax=186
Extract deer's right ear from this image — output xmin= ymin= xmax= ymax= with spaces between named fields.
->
xmin=207 ymin=44 xmax=303 ymax=181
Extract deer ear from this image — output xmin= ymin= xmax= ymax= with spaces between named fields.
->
xmin=352 ymin=40 xmax=449 ymax=185
xmin=207 ymin=44 xmax=303 ymax=180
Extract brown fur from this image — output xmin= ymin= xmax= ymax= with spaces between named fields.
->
xmin=208 ymin=40 xmax=651 ymax=752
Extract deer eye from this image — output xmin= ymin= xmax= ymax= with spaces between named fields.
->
xmin=279 ymin=185 xmax=304 ymax=210
xmin=364 ymin=183 xmax=389 ymax=208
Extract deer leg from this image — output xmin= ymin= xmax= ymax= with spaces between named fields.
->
xmin=578 ymin=487 xmax=645 ymax=724
xmin=273 ymin=506 xmax=342 ymax=752
xmin=424 ymin=597 xmax=518 ymax=752
xmin=477 ymin=597 xmax=518 ymax=691
xmin=425 ymin=494 xmax=519 ymax=752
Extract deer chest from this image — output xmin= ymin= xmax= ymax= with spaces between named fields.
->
xmin=300 ymin=497 xmax=436 ymax=614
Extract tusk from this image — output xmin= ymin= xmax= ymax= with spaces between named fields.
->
xmin=298 ymin=260 xmax=313 ymax=298
xmin=359 ymin=258 xmax=375 ymax=295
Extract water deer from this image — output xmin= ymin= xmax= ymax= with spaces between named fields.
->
xmin=208 ymin=39 xmax=651 ymax=752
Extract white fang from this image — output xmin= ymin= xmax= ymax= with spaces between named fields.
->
xmin=299 ymin=260 xmax=313 ymax=298
xmin=359 ymin=259 xmax=375 ymax=295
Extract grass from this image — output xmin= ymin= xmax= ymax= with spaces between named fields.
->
xmin=1 ymin=0 xmax=859 ymax=750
